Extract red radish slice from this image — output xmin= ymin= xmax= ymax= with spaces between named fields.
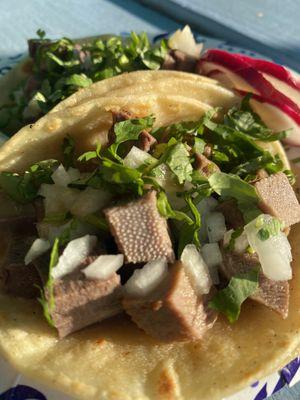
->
xmin=198 ymin=60 xmax=255 ymax=93
xmin=238 ymin=55 xmax=300 ymax=90
xmin=238 ymin=91 xmax=300 ymax=146
xmin=199 ymin=50 xmax=300 ymax=114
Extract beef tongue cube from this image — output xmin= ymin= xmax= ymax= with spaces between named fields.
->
xmin=220 ymin=247 xmax=289 ymax=319
xmin=104 ymin=191 xmax=175 ymax=264
xmin=50 ymin=264 xmax=122 ymax=338
xmin=138 ymin=130 xmax=157 ymax=153
xmin=254 ymin=172 xmax=300 ymax=227
xmin=123 ymin=262 xmax=217 ymax=342
xmin=162 ymin=50 xmax=198 ymax=72
xmin=0 ymin=234 xmax=42 ymax=298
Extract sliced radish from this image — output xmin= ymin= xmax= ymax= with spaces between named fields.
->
xmin=238 ymin=56 xmax=300 ymax=91
xmin=82 ymin=254 xmax=124 ymax=280
xmin=124 ymin=258 xmax=168 ymax=297
xmin=51 ymin=235 xmax=97 ymax=279
xmin=180 ymin=244 xmax=212 ymax=295
xmin=205 ymin=69 xmax=235 ymax=88
xmin=247 ymin=92 xmax=300 ymax=146
xmin=25 ymin=238 xmax=51 ymax=265
xmin=199 ymin=50 xmax=300 ymax=114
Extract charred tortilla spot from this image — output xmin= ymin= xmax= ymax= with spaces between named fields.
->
xmin=158 ymin=368 xmax=176 ymax=399
xmin=104 ymin=191 xmax=175 ymax=264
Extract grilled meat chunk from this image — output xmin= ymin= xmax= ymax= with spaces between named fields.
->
xmin=104 ymin=191 xmax=175 ymax=264
xmin=220 ymin=247 xmax=289 ymax=318
xmin=217 ymin=199 xmax=244 ymax=230
xmin=138 ymin=130 xmax=157 ymax=153
xmin=0 ymin=234 xmax=41 ymax=298
xmin=194 ymin=153 xmax=220 ymax=178
xmin=123 ymin=262 xmax=217 ymax=341
xmin=162 ymin=50 xmax=198 ymax=72
xmin=254 ymin=172 xmax=300 ymax=227
xmin=50 ymin=260 xmax=122 ymax=338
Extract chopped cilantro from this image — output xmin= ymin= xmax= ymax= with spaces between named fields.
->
xmin=209 ymin=268 xmax=259 ymax=323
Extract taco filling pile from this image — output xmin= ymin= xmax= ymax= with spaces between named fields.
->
xmin=1 ymin=92 xmax=299 ymax=341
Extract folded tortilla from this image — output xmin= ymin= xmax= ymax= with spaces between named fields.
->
xmin=0 ymin=70 xmax=298 ymax=400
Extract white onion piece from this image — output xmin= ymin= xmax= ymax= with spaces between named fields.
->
xmin=222 ymin=229 xmax=249 ymax=254
xmin=262 ymin=73 xmax=300 ymax=108
xmin=83 ymin=254 xmax=124 ymax=280
xmin=123 ymin=146 xmax=156 ymax=169
xmin=168 ymin=25 xmax=203 ymax=58
xmin=51 ymin=235 xmax=97 ymax=280
xmin=25 ymin=238 xmax=51 ymax=265
xmin=67 ymin=167 xmax=81 ymax=182
xmin=51 ymin=165 xmax=72 ymax=187
xmin=71 ymin=187 xmax=111 ymax=218
xmin=125 ymin=258 xmax=168 ymax=297
xmin=197 ymin=197 xmax=218 ymax=243
xmin=181 ymin=244 xmax=212 ymax=295
xmin=201 ymin=243 xmax=222 ymax=284
xmin=39 ymin=184 xmax=79 ymax=215
xmin=206 ymin=212 xmax=226 ymax=243
xmin=244 ymin=215 xmax=292 ymax=281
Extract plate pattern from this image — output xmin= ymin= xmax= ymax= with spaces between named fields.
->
xmin=0 ymin=32 xmax=298 ymax=400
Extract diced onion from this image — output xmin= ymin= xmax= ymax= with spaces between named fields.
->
xmin=181 ymin=244 xmax=212 ymax=295
xmin=39 ymin=184 xmax=79 ymax=215
xmin=206 ymin=212 xmax=226 ymax=243
xmin=51 ymin=235 xmax=97 ymax=280
xmin=51 ymin=165 xmax=72 ymax=187
xmin=168 ymin=25 xmax=203 ymax=58
xmin=24 ymin=238 xmax=51 ymax=265
xmin=201 ymin=243 xmax=222 ymax=284
xmin=197 ymin=197 xmax=218 ymax=243
xmin=71 ymin=187 xmax=111 ymax=218
xmin=244 ymin=214 xmax=292 ymax=281
xmin=223 ymin=229 xmax=249 ymax=254
xmin=123 ymin=146 xmax=156 ymax=169
xmin=125 ymin=258 xmax=168 ymax=297
xmin=83 ymin=254 xmax=124 ymax=280
xmin=67 ymin=167 xmax=81 ymax=182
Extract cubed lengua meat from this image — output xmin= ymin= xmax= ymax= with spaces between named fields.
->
xmin=220 ymin=247 xmax=289 ymax=318
xmin=254 ymin=172 xmax=300 ymax=227
xmin=50 ymin=257 xmax=122 ymax=338
xmin=0 ymin=234 xmax=42 ymax=298
xmin=104 ymin=191 xmax=175 ymax=264
xmin=123 ymin=262 xmax=217 ymax=342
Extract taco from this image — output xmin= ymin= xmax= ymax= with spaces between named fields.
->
xmin=0 ymin=70 xmax=300 ymax=400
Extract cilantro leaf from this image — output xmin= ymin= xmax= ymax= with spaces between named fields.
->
xmin=208 ymin=172 xmax=261 ymax=223
xmin=63 ymin=73 xmax=93 ymax=88
xmin=108 ymin=116 xmax=154 ymax=160
xmin=209 ymin=268 xmax=259 ymax=323
xmin=165 ymin=142 xmax=193 ymax=184
xmin=62 ymin=135 xmax=75 ymax=169
xmin=255 ymin=215 xmax=284 ymax=241
xmin=0 ymin=160 xmax=57 ymax=203
xmin=78 ymin=142 xmax=102 ymax=162
xmin=38 ymin=238 xmax=59 ymax=327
